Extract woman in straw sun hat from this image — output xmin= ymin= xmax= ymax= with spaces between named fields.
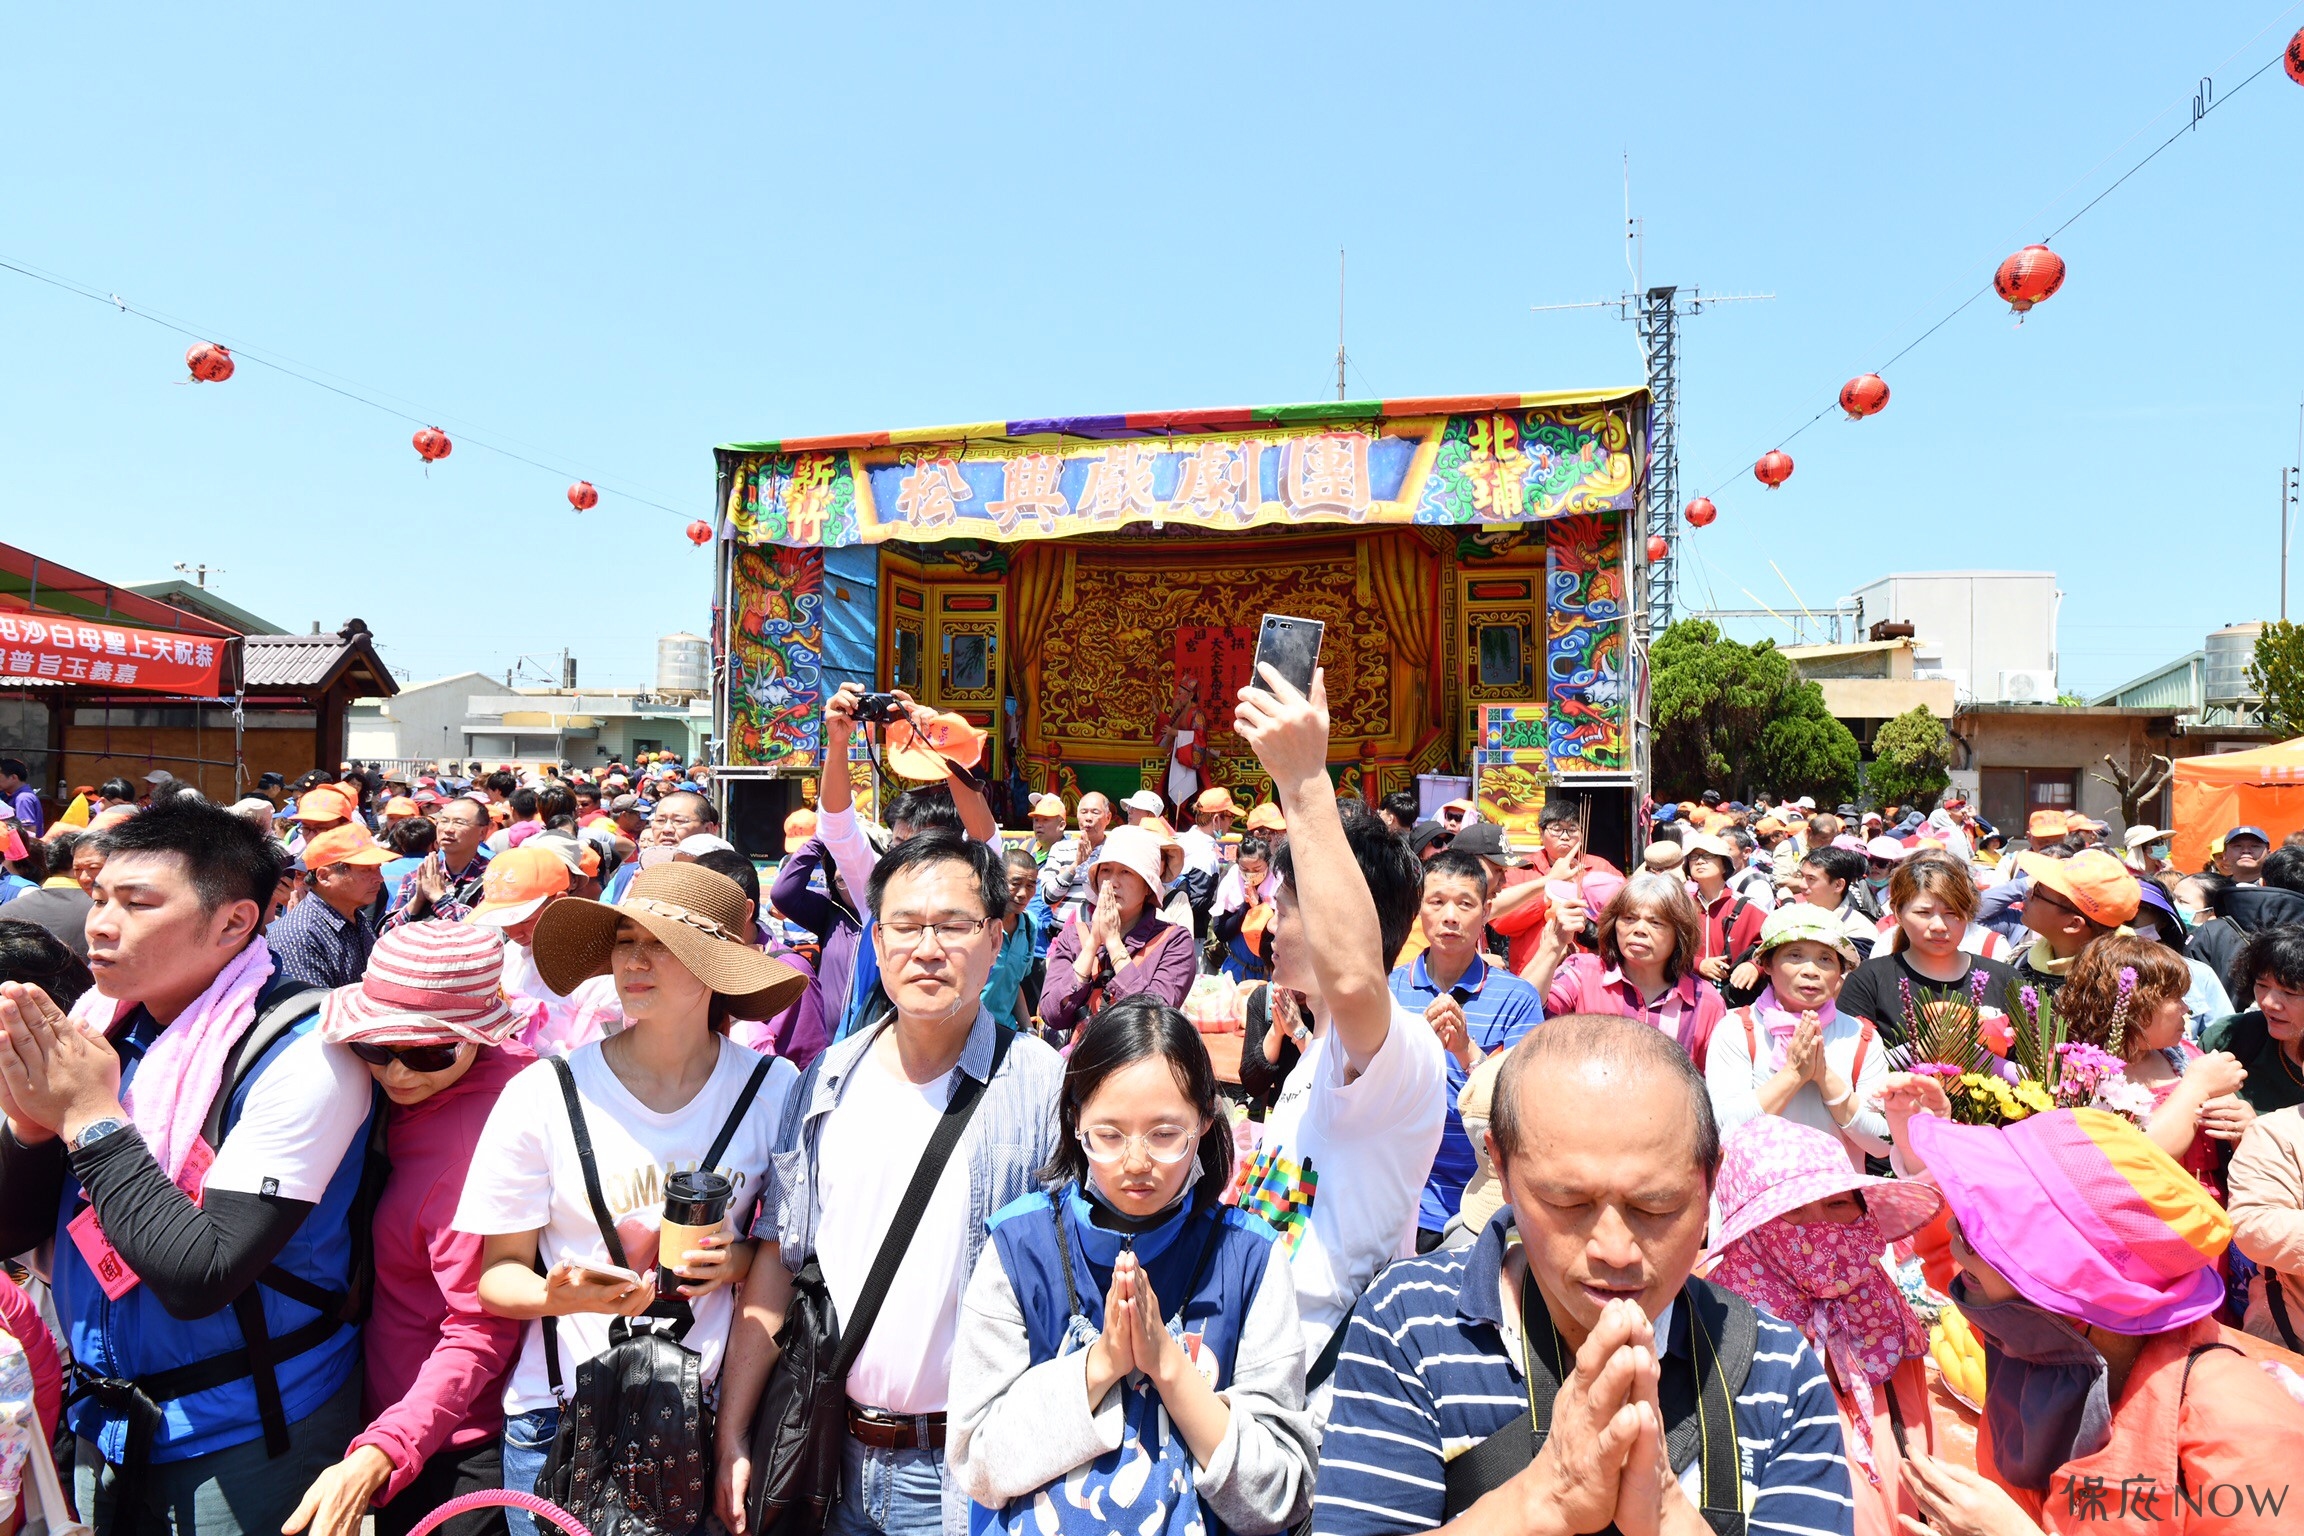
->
xmin=290 ymin=919 xmax=534 ymax=1536
xmin=454 ymin=863 xmax=806 ymax=1536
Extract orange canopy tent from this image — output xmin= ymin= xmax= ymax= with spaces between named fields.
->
xmin=2171 ymin=737 xmax=2304 ymax=871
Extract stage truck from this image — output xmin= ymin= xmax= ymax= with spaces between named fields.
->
xmin=706 ymin=389 xmax=1650 ymax=867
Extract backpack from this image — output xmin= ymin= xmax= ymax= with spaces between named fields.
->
xmin=1736 ymin=1007 xmax=1874 ymax=1083
xmin=533 ymin=1052 xmax=778 ymax=1536
xmin=1714 ymin=896 xmax=1766 ymax=1009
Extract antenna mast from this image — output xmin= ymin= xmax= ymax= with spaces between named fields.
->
xmin=1336 ymin=249 xmax=1348 ymax=401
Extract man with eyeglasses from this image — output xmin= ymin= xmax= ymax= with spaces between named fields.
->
xmin=720 ymin=831 xmax=1063 ymax=1536
xmin=385 ymin=795 xmax=494 ymax=927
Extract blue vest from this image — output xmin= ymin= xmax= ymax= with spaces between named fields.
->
xmin=983 ymin=1183 xmax=1278 ymax=1536
xmin=55 ymin=983 xmax=372 ymax=1466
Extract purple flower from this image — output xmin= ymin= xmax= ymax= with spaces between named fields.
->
xmin=2018 ymin=985 xmax=2039 ymax=1017
xmin=1970 ymin=967 xmax=1990 ymax=1004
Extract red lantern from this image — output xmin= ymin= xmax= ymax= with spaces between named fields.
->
xmin=1645 ymin=534 xmax=1669 ymax=563
xmin=1684 ymin=497 xmax=1717 ymax=529
xmin=686 ymin=520 xmax=713 ymax=547
xmin=413 ymin=427 xmax=452 ymax=463
xmin=1839 ymin=374 xmax=1890 ymax=419
xmin=2286 ymin=25 xmax=2303 ymax=85
xmin=1754 ymin=450 xmax=1794 ymax=488
xmin=568 ymin=481 xmax=598 ymax=512
xmin=185 ymin=342 xmax=234 ymax=383
xmin=1993 ymin=245 xmax=2066 ymax=314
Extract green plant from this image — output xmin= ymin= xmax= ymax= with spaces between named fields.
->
xmin=2247 ymin=620 xmax=2304 ymax=737
xmin=1864 ymin=706 xmax=1955 ymax=811
xmin=1651 ymin=620 xmax=1859 ymax=802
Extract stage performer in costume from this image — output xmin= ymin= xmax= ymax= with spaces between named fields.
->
xmin=1157 ymin=672 xmax=1207 ymax=819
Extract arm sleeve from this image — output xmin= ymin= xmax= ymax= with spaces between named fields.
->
xmin=1036 ymin=919 xmax=1094 ymax=1037
xmin=1542 ymin=952 xmax=1591 ymax=1017
xmin=945 ymin=1239 xmax=1121 ymax=1508
xmin=352 ymin=1178 xmax=525 ymax=1503
xmin=0 ymin=1123 xmax=65 ymax=1260
xmin=1193 ymin=1241 xmax=1316 ymax=1533
xmin=1705 ymin=1012 xmax=1765 ymax=1136
xmin=68 ymin=1128 xmax=315 ymax=1319
xmin=1309 ymin=1298 xmax=1446 ymax=1535
xmin=815 ymin=808 xmax=881 ymax=929
xmin=769 ymin=846 xmax=835 ymax=939
xmin=1108 ymin=926 xmax=1197 ymax=1010
xmin=1489 ymin=890 xmax=1551 ymax=940
xmin=2227 ymin=1117 xmax=2304 ymax=1274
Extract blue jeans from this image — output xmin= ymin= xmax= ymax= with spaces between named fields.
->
xmin=499 ymin=1406 xmax=559 ymax=1536
xmin=824 ymin=1432 xmax=947 ymax=1535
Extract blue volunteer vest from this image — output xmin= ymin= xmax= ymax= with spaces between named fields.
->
xmin=983 ymin=1182 xmax=1278 ymax=1536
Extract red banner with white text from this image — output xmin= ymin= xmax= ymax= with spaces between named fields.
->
xmin=0 ymin=611 xmax=228 ymax=694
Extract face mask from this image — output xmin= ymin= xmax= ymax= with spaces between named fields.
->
xmin=2177 ymin=905 xmax=2202 ymax=930
xmin=1867 ymin=876 xmax=1890 ymax=895
xmin=1950 ymin=1276 xmax=2113 ymax=1491
xmin=2148 ymin=843 xmax=2171 ymax=861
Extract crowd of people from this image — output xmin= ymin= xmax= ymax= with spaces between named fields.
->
xmin=5 ymin=726 xmax=2304 ymax=1536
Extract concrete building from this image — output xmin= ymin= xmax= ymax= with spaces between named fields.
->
xmin=349 ymin=675 xmax=712 ymax=771
xmin=1850 ymin=571 xmax=2060 ymax=705
xmin=1781 ymin=637 xmax=1956 ymax=749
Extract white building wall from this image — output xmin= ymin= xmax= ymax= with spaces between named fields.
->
xmin=348 ymin=671 xmax=498 ymax=768
xmin=1850 ymin=572 xmax=2059 ymax=704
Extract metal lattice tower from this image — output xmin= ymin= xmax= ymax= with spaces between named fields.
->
xmin=1636 ymin=285 xmax=1681 ymax=634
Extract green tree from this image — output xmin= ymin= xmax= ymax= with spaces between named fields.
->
xmin=1865 ymin=706 xmax=1955 ymax=811
xmin=1651 ymin=619 xmax=1859 ymax=802
xmin=2247 ymin=620 xmax=2304 ymax=737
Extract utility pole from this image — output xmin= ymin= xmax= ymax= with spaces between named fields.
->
xmin=2285 ymin=463 xmax=2300 ymax=621
xmin=1335 ymin=249 xmax=1348 ymax=402
xmin=173 ymin=562 xmax=223 ymax=589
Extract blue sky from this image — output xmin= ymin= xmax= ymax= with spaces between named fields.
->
xmin=6 ymin=3 xmax=2300 ymax=697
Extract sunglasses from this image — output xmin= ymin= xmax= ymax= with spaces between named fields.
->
xmin=347 ymin=1040 xmax=465 ymax=1072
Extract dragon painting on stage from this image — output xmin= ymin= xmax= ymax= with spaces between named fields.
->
xmin=727 ymin=544 xmax=825 ymax=767
xmin=1544 ymin=514 xmax=1626 ymax=774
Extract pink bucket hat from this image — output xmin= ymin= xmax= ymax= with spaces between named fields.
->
xmin=1709 ymin=1115 xmax=1941 ymax=1258
xmin=1907 ymin=1108 xmax=2230 ymax=1335
xmin=320 ymin=919 xmax=523 ymax=1047
xmin=1087 ymin=824 xmax=1169 ymax=899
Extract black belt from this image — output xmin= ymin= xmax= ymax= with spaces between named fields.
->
xmin=845 ymin=1403 xmax=946 ymax=1450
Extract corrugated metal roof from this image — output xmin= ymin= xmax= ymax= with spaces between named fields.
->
xmin=240 ymin=633 xmax=397 ymax=695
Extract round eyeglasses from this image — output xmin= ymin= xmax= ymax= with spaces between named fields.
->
xmin=1077 ymin=1124 xmax=1199 ymax=1165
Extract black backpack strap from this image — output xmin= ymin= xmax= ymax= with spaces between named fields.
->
xmin=2266 ymin=1270 xmax=2303 ymax=1354
xmin=200 ymin=984 xmax=332 ymax=1149
xmin=1047 ymin=1192 xmax=1085 ymax=1328
xmin=541 ymin=1054 xmax=631 ymax=1395
xmin=704 ymin=1055 xmax=778 ymax=1174
xmin=1305 ymin=1308 xmax=1351 ymax=1393
xmin=830 ymin=1025 xmax=1014 ymax=1384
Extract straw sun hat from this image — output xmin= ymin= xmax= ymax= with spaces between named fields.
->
xmin=531 ymin=862 xmax=806 ymax=1019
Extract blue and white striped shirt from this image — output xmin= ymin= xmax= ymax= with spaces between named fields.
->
xmin=1314 ymin=1215 xmax=1854 ymax=1536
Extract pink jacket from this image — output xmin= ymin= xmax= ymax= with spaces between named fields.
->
xmin=1540 ymin=951 xmax=1727 ymax=1070
xmin=349 ymin=1042 xmax=532 ymax=1503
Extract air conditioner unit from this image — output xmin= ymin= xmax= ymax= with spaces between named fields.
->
xmin=1999 ymin=669 xmax=2057 ymax=704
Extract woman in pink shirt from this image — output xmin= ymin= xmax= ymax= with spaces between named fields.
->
xmin=1520 ymin=869 xmax=1727 ymax=1068
xmin=287 ymin=921 xmax=533 ymax=1536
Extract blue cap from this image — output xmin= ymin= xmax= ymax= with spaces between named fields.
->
xmin=677 ymin=781 xmax=701 ymax=793
xmin=1654 ymin=805 xmax=1680 ymax=823
xmin=634 ymin=797 xmax=657 ymax=813
xmin=2226 ymin=825 xmax=2269 ymax=844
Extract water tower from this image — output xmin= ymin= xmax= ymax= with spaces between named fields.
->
xmin=2203 ymin=623 xmax=2264 ymax=718
xmin=656 ymin=632 xmax=709 ymax=698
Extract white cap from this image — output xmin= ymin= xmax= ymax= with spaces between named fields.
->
xmin=1121 ymin=789 xmax=1166 ymax=815
xmin=2124 ymin=824 xmax=2169 ymax=850
xmin=676 ymin=833 xmax=737 ymax=858
xmin=1866 ymin=835 xmax=1908 ymax=861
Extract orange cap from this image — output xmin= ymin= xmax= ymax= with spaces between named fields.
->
xmin=882 ymin=708 xmax=986 ymax=781
xmin=302 ymin=824 xmax=395 ymax=870
xmin=381 ymin=796 xmax=421 ymax=820
xmin=288 ymin=784 xmax=358 ymax=825
xmin=783 ymin=807 xmax=819 ymax=853
xmin=467 ymin=845 xmax=572 ymax=928
xmin=2018 ymin=848 xmax=2141 ymax=928
xmin=1244 ymin=802 xmax=1287 ymax=833
xmin=2028 ymin=809 xmax=2071 ymax=840
xmin=1029 ymin=793 xmax=1068 ymax=820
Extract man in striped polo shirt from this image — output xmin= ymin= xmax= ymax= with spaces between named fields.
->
xmin=1315 ymin=1015 xmax=1853 ymax=1536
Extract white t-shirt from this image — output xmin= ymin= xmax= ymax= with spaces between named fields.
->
xmin=1176 ymin=824 xmax=1222 ymax=880
xmin=1237 ymin=1001 xmax=1447 ymax=1381
xmin=454 ymin=1036 xmax=797 ymax=1416
xmin=201 ymin=1028 xmax=372 ymax=1202
xmin=813 ymin=1041 xmax=973 ymax=1414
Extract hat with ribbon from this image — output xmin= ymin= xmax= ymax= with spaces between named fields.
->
xmin=881 ymin=708 xmax=985 ymax=783
xmin=320 ymin=919 xmax=524 ymax=1047
xmin=531 ymin=861 xmax=806 ymax=1018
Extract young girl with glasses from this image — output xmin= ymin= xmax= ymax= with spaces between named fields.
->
xmin=948 ymin=998 xmax=1316 ymax=1536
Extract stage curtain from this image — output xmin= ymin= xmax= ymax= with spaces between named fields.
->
xmin=1008 ymin=542 xmax=1066 ymax=723
xmin=1367 ymin=532 xmax=1435 ymax=673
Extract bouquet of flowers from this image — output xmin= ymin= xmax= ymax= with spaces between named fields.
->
xmin=1899 ymin=972 xmax=2053 ymax=1126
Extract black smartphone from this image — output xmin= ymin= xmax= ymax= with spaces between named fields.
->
xmin=1252 ymin=614 xmax=1325 ymax=698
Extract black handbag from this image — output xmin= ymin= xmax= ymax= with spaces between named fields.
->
xmin=743 ymin=1027 xmax=1013 ymax=1535
xmin=535 ymin=1052 xmax=778 ymax=1536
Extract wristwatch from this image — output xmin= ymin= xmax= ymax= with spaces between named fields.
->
xmin=70 ymin=1117 xmax=129 ymax=1153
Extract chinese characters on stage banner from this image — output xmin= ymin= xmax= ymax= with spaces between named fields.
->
xmin=0 ymin=613 xmax=227 ymax=695
xmin=720 ymin=393 xmax=1641 ymax=548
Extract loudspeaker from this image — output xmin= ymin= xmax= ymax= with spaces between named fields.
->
xmin=721 ymin=777 xmax=804 ymax=864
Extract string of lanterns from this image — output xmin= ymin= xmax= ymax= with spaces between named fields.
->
xmin=1678 ymin=25 xmax=2302 ymax=531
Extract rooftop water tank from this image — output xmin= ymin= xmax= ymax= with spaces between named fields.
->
xmin=656 ymin=633 xmax=710 ymax=697
xmin=2204 ymin=622 xmax=2264 ymax=706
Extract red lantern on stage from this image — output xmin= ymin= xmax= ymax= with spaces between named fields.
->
xmin=185 ymin=342 xmax=234 ymax=383
xmin=1754 ymin=450 xmax=1794 ymax=488
xmin=1684 ymin=497 xmax=1717 ymax=529
xmin=1840 ymin=374 xmax=1890 ymax=419
xmin=413 ymin=427 xmax=452 ymax=462
xmin=1645 ymin=534 xmax=1669 ymax=563
xmin=568 ymin=481 xmax=598 ymax=512
xmin=2286 ymin=25 xmax=2303 ymax=85
xmin=686 ymin=520 xmax=713 ymax=547
xmin=1993 ymin=245 xmax=2066 ymax=314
